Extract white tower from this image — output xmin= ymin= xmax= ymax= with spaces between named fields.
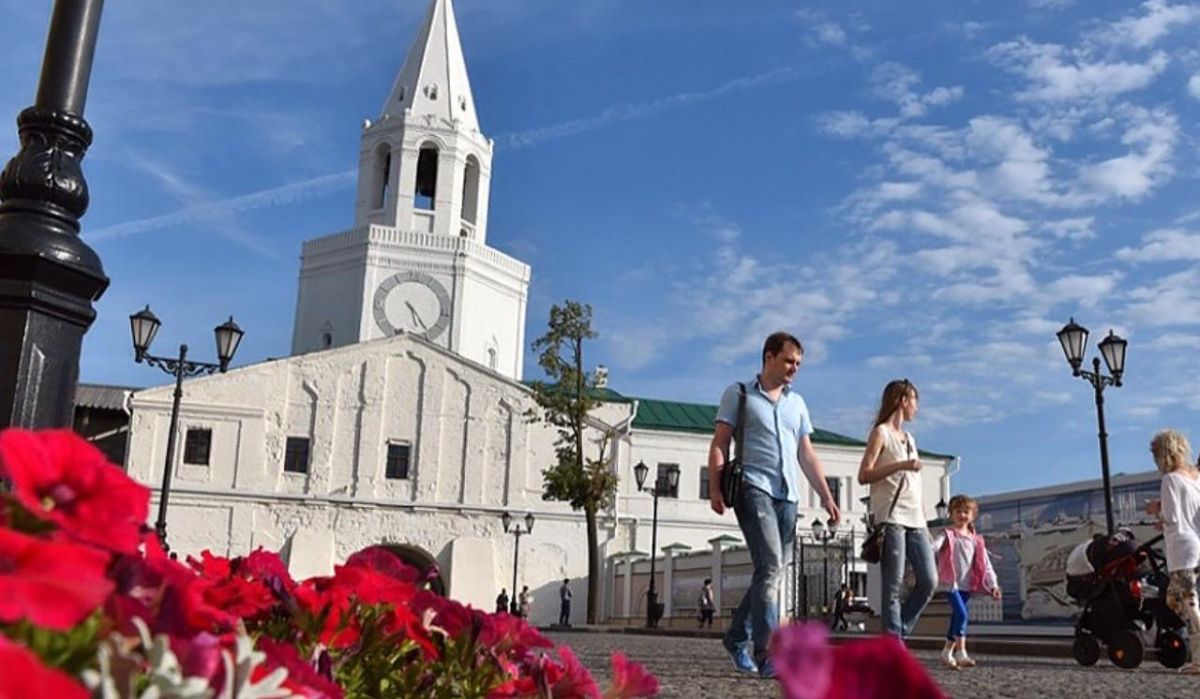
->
xmin=291 ymin=0 xmax=530 ymax=379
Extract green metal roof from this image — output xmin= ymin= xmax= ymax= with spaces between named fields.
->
xmin=521 ymin=381 xmax=955 ymax=459
xmin=627 ymin=395 xmax=955 ymax=459
xmin=630 ymin=397 xmax=867 ymax=448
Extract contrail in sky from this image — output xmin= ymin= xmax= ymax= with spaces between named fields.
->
xmin=89 ymin=65 xmax=800 ymax=241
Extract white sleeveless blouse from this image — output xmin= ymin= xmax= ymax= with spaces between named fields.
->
xmin=869 ymin=428 xmax=927 ymax=530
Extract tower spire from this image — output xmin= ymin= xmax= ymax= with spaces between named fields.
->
xmin=382 ymin=0 xmax=479 ymax=133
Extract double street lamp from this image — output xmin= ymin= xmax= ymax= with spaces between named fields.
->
xmin=1057 ymin=318 xmax=1128 ymax=536
xmin=129 ymin=306 xmax=244 ymax=551
xmin=501 ymin=511 xmax=535 ymax=615
xmin=811 ymin=516 xmax=840 ymax=615
xmin=634 ymin=460 xmax=679 ymax=628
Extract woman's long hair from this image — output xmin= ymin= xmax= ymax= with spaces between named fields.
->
xmin=873 ymin=379 xmax=918 ymax=427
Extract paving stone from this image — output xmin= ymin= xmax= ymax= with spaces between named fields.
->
xmin=546 ymin=631 xmax=1199 ymax=698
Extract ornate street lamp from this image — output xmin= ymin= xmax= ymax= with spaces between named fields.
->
xmin=634 ymin=460 xmax=679 ymax=628
xmin=0 ymin=0 xmax=110 ymax=428
xmin=130 ymin=307 xmax=244 ymax=551
xmin=1057 ymin=318 xmax=1128 ymax=535
xmin=501 ymin=511 xmax=535 ymax=615
xmin=936 ymin=498 xmax=949 ymax=521
xmin=812 ymin=516 xmax=839 ymax=616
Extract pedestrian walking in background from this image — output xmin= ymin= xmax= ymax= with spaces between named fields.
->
xmin=1148 ymin=429 xmax=1200 ymax=675
xmin=857 ymin=379 xmax=936 ymax=639
xmin=830 ymin=585 xmax=850 ymax=632
xmin=708 ymin=331 xmax=841 ymax=678
xmin=495 ymin=588 xmax=509 ymax=615
xmin=931 ymin=494 xmax=1001 ymax=669
xmin=698 ymin=578 xmax=715 ymax=628
xmin=518 ymin=585 xmax=533 ymax=619
xmin=558 ymin=578 xmax=572 ymax=627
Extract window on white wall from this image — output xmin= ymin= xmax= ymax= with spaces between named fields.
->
xmin=825 ymin=476 xmax=841 ymax=510
xmin=486 ymin=348 xmax=497 ymax=370
xmin=699 ymin=466 xmax=709 ymax=500
xmin=284 ymin=437 xmax=310 ymax=474
xmin=657 ymin=463 xmax=679 ymax=499
xmin=385 ymin=442 xmax=411 ymax=480
xmin=183 ymin=428 xmax=211 ymax=465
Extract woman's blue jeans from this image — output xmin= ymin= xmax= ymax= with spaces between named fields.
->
xmin=725 ymin=486 xmax=797 ymax=657
xmin=880 ymin=523 xmax=936 ymax=638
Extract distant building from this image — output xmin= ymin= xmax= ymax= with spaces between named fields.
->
xmin=973 ymin=470 xmax=1161 ymax=633
xmin=121 ymin=0 xmax=955 ymax=626
xmin=73 ymin=383 xmax=135 ymax=466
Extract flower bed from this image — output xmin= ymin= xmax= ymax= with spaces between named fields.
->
xmin=0 ymin=429 xmax=659 ymax=699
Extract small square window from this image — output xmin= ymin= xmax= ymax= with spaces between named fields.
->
xmin=657 ymin=463 xmax=679 ymax=499
xmin=825 ymin=476 xmax=842 ymax=509
xmin=284 ymin=437 xmax=310 ymax=474
xmin=386 ymin=442 xmax=411 ymax=480
xmin=699 ymin=466 xmax=710 ymax=500
xmin=183 ymin=428 xmax=212 ymax=465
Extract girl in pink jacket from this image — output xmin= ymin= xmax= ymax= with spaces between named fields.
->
xmin=931 ymin=494 xmax=1000 ymax=669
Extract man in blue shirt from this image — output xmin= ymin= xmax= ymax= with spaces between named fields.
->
xmin=708 ymin=331 xmax=841 ymax=677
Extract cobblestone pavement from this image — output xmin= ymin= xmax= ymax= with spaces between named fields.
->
xmin=546 ymin=631 xmax=1199 ymax=698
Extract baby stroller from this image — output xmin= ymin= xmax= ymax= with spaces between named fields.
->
xmin=1067 ymin=531 xmax=1190 ymax=669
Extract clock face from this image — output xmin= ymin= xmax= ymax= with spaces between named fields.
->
xmin=372 ymin=271 xmax=452 ymax=342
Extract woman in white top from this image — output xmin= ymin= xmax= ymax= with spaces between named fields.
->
xmin=1149 ymin=429 xmax=1200 ymax=675
xmin=857 ymin=379 xmax=936 ymax=638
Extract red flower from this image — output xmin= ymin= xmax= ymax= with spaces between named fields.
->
xmin=538 ymin=647 xmax=599 ymax=699
xmin=187 ymin=551 xmax=277 ymax=622
xmin=603 ymin=652 xmax=659 ymax=698
xmin=0 ymin=527 xmax=113 ymax=630
xmin=769 ymin=624 xmax=946 ymax=699
xmin=343 ymin=545 xmax=419 ymax=584
xmin=477 ymin=612 xmax=553 ymax=657
xmin=0 ymin=429 xmax=148 ymax=553
xmin=0 ymin=635 xmax=88 ymax=699
xmin=257 ymin=638 xmax=344 ymax=699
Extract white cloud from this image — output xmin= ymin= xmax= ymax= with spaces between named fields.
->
xmin=1029 ymin=0 xmax=1076 ymax=8
xmin=1189 ymin=74 xmax=1200 ymax=100
xmin=1078 ymin=106 xmax=1177 ymax=200
xmin=499 ymin=65 xmax=801 ymax=149
xmin=1093 ymin=0 xmax=1200 ymax=49
xmin=1043 ymin=273 xmax=1122 ymax=307
xmin=870 ymin=63 xmax=964 ymax=119
xmin=1123 ymin=269 xmax=1200 ymax=327
xmin=1115 ymin=228 xmax=1200 ymax=262
xmin=988 ymin=39 xmax=1168 ymax=103
xmin=1042 ymin=217 xmax=1095 ymax=240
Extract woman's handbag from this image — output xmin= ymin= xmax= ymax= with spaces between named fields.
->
xmin=860 ymin=435 xmax=912 ymax=564
xmin=719 ymin=383 xmax=747 ymax=505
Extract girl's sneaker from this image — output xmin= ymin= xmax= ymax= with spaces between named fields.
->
xmin=955 ymin=652 xmax=976 ymax=668
xmin=1178 ymin=662 xmax=1200 ymax=675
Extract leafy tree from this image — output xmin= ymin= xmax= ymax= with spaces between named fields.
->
xmin=529 ymin=301 xmax=618 ymax=624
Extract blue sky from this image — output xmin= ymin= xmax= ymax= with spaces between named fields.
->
xmin=2 ymin=0 xmax=1199 ymax=497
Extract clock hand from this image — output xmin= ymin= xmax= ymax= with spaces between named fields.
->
xmin=404 ymin=301 xmax=429 ymax=331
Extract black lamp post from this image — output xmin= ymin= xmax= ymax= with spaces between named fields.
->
xmin=1057 ymin=318 xmax=1128 ymax=535
xmin=634 ymin=460 xmax=679 ymax=628
xmin=501 ymin=511 xmax=535 ymax=615
xmin=934 ymin=497 xmax=949 ymax=526
xmin=130 ymin=306 xmax=244 ymax=551
xmin=812 ymin=516 xmax=839 ymax=616
xmin=0 ymin=0 xmax=110 ymax=428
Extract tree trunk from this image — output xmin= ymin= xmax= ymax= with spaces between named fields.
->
xmin=585 ymin=503 xmax=600 ymax=624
